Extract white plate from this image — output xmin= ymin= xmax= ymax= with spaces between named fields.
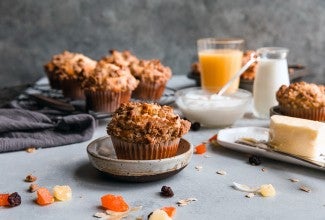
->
xmin=217 ymin=127 xmax=325 ymax=171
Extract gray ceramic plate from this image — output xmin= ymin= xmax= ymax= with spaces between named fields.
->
xmin=87 ymin=136 xmax=193 ymax=182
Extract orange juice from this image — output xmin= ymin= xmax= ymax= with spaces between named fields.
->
xmin=199 ymin=49 xmax=243 ymax=93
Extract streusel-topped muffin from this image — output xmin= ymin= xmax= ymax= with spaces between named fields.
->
xmin=276 ymin=81 xmax=325 ymax=121
xmin=130 ymin=59 xmax=172 ymax=100
xmin=99 ymin=50 xmax=139 ymax=67
xmin=44 ymin=51 xmax=97 ymax=99
xmin=107 ymin=102 xmax=191 ymax=160
xmin=82 ymin=62 xmax=138 ymax=113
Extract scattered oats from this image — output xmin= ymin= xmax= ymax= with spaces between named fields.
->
xmin=29 ymin=183 xmax=39 ymax=192
xmin=25 ymin=174 xmax=37 ymax=182
xmin=104 ymin=206 xmax=142 ymax=219
xmin=300 ymin=185 xmax=311 ymax=193
xmin=289 ymin=178 xmax=299 ymax=183
xmin=93 ymin=212 xmax=107 ymax=218
xmin=245 ymin=193 xmax=255 ymax=198
xmin=195 ymin=165 xmax=203 ymax=171
xmin=261 ymin=168 xmax=267 ymax=172
xmin=216 ymin=170 xmax=227 ymax=175
xmin=177 ymin=198 xmax=197 ymax=206
xmin=232 ymin=182 xmax=260 ymax=193
xmin=204 ymin=154 xmax=212 ymax=158
xmin=26 ymin=147 xmax=36 ymax=153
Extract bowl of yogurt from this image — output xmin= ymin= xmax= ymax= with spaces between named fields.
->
xmin=175 ymin=87 xmax=252 ymax=127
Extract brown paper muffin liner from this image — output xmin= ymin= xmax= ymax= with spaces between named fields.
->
xmin=279 ymin=106 xmax=325 ymax=121
xmin=132 ymin=81 xmax=166 ymax=101
xmin=60 ymin=78 xmax=85 ymax=100
xmin=46 ymin=72 xmax=61 ymax=90
xmin=84 ymin=90 xmax=131 ymax=113
xmin=110 ymin=136 xmax=180 ymax=160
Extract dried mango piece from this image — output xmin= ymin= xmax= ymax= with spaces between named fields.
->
xmin=195 ymin=143 xmax=206 ymax=154
xmin=101 ymin=194 xmax=129 ymax=212
xmin=161 ymin=206 xmax=176 ymax=218
xmin=36 ymin=187 xmax=54 ymax=205
xmin=53 ymin=185 xmax=72 ymax=201
xmin=0 ymin=194 xmax=10 ymax=206
xmin=209 ymin=134 xmax=218 ymax=142
xmin=259 ymin=184 xmax=276 ymax=197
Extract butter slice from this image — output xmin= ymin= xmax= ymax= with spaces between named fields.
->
xmin=269 ymin=115 xmax=325 ymax=160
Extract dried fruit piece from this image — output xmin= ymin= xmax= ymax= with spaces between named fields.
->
xmin=0 ymin=194 xmax=10 ymax=206
xmin=148 ymin=209 xmax=172 ymax=220
xmin=29 ymin=183 xmax=40 ymax=192
xmin=25 ymin=174 xmax=37 ymax=182
xmin=195 ymin=143 xmax=206 ymax=154
xmin=248 ymin=155 xmax=261 ymax=165
xmin=101 ymin=194 xmax=129 ymax=212
xmin=190 ymin=122 xmax=201 ymax=131
xmin=209 ymin=134 xmax=218 ymax=143
xmin=160 ymin=186 xmax=174 ymax=197
xmin=259 ymin=184 xmax=276 ymax=197
xmin=36 ymin=187 xmax=54 ymax=206
xmin=161 ymin=206 xmax=176 ymax=218
xmin=53 ymin=185 xmax=72 ymax=201
xmin=8 ymin=192 xmax=21 ymax=207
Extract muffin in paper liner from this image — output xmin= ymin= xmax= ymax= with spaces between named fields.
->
xmin=46 ymin=72 xmax=62 ymax=90
xmin=132 ymin=81 xmax=166 ymax=101
xmin=61 ymin=78 xmax=85 ymax=100
xmin=85 ymin=90 xmax=131 ymax=113
xmin=279 ymin=106 xmax=325 ymax=121
xmin=110 ymin=136 xmax=180 ymax=160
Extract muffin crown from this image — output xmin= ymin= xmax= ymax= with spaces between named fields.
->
xmin=130 ymin=59 xmax=172 ymax=84
xmin=99 ymin=50 xmax=139 ymax=67
xmin=107 ymin=102 xmax=191 ymax=144
xmin=276 ymin=82 xmax=325 ymax=109
xmin=82 ymin=63 xmax=138 ymax=92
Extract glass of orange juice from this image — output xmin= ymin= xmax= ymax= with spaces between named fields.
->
xmin=197 ymin=38 xmax=244 ymax=93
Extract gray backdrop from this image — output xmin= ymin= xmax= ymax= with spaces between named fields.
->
xmin=0 ymin=0 xmax=324 ymax=88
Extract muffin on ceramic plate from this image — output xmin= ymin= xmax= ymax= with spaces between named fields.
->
xmin=82 ymin=62 xmax=138 ymax=113
xmin=130 ymin=59 xmax=172 ymax=101
xmin=106 ymin=102 xmax=191 ymax=160
xmin=98 ymin=49 xmax=139 ymax=68
xmin=276 ymin=81 xmax=325 ymax=121
xmin=44 ymin=51 xmax=97 ymax=99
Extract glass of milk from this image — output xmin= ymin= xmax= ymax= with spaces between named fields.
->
xmin=253 ymin=47 xmax=290 ymax=119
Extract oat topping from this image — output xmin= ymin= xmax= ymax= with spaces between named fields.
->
xmin=107 ymin=102 xmax=191 ymax=144
xmin=299 ymin=185 xmax=311 ymax=193
xmin=276 ymin=82 xmax=325 ymax=109
xmin=99 ymin=50 xmax=139 ymax=67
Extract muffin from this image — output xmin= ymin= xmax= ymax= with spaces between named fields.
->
xmin=276 ymin=81 xmax=325 ymax=121
xmin=82 ymin=62 xmax=138 ymax=113
xmin=44 ymin=51 xmax=97 ymax=99
xmin=107 ymin=102 xmax=191 ymax=160
xmin=98 ymin=50 xmax=139 ymax=68
xmin=240 ymin=50 xmax=258 ymax=81
xmin=130 ymin=59 xmax=172 ymax=101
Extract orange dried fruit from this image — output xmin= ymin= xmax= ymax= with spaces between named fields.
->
xmin=101 ymin=194 xmax=129 ymax=212
xmin=36 ymin=187 xmax=54 ymax=206
xmin=195 ymin=143 xmax=206 ymax=154
xmin=0 ymin=194 xmax=10 ymax=206
xmin=161 ymin=206 xmax=176 ymax=218
xmin=208 ymin=134 xmax=218 ymax=142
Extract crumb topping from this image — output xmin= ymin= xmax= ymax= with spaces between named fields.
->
xmin=130 ymin=60 xmax=172 ymax=84
xmin=99 ymin=50 xmax=139 ymax=67
xmin=276 ymin=82 xmax=325 ymax=109
xmin=81 ymin=62 xmax=138 ymax=92
xmin=44 ymin=51 xmax=97 ymax=80
xmin=107 ymin=102 xmax=191 ymax=144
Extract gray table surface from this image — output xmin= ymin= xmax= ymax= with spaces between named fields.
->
xmin=1 ymin=76 xmax=324 ymax=220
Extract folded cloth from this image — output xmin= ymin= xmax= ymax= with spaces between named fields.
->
xmin=0 ymin=108 xmax=95 ymax=153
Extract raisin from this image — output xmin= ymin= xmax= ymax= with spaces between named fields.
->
xmin=8 ymin=192 xmax=21 ymax=207
xmin=160 ymin=186 xmax=174 ymax=197
xmin=249 ymin=155 xmax=261 ymax=166
xmin=190 ymin=122 xmax=201 ymax=131
xmin=25 ymin=174 xmax=37 ymax=182
xmin=147 ymin=211 xmax=153 ymax=219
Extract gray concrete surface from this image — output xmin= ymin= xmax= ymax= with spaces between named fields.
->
xmin=0 ymin=0 xmax=324 ymax=87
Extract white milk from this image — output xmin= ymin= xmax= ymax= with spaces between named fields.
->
xmin=253 ymin=59 xmax=289 ymax=118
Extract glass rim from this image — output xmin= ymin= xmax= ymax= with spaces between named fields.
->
xmin=197 ymin=38 xmax=244 ymax=45
xmin=257 ymin=47 xmax=289 ymax=54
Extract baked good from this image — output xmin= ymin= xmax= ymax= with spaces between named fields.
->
xmin=276 ymin=81 xmax=325 ymax=121
xmin=240 ymin=50 xmax=258 ymax=80
xmin=269 ymin=115 xmax=325 ymax=160
xmin=107 ymin=102 xmax=191 ymax=160
xmin=82 ymin=62 xmax=138 ymax=113
xmin=44 ymin=51 xmax=97 ymax=99
xmin=130 ymin=59 xmax=172 ymax=100
xmin=98 ymin=50 xmax=139 ymax=67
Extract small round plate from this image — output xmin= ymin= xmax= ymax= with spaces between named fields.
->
xmin=87 ymin=136 xmax=193 ymax=182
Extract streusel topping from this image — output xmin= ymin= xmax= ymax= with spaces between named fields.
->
xmin=107 ymin=102 xmax=191 ymax=144
xmin=130 ymin=60 xmax=172 ymax=84
xmin=82 ymin=62 xmax=138 ymax=92
xmin=44 ymin=51 xmax=97 ymax=80
xmin=276 ymin=82 xmax=325 ymax=109
xmin=99 ymin=50 xmax=139 ymax=67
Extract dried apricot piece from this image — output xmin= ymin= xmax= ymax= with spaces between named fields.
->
xmin=195 ymin=143 xmax=206 ymax=154
xmin=0 ymin=194 xmax=10 ymax=206
xmin=36 ymin=187 xmax=54 ymax=205
xmin=208 ymin=134 xmax=218 ymax=142
xmin=53 ymin=185 xmax=72 ymax=201
xmin=101 ymin=194 xmax=129 ymax=212
xmin=161 ymin=206 xmax=176 ymax=218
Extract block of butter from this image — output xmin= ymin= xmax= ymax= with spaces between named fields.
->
xmin=269 ymin=115 xmax=325 ymax=160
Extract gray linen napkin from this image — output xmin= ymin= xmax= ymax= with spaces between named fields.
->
xmin=0 ymin=108 xmax=95 ymax=152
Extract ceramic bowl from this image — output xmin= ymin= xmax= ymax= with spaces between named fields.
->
xmin=87 ymin=136 xmax=193 ymax=182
